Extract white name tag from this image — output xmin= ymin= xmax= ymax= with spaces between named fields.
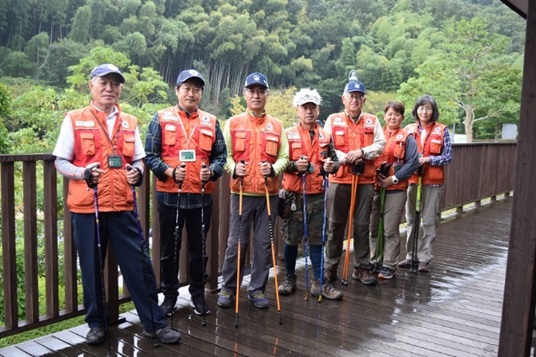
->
xmin=75 ymin=121 xmax=95 ymax=127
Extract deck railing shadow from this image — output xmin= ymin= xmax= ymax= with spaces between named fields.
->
xmin=0 ymin=142 xmax=516 ymax=339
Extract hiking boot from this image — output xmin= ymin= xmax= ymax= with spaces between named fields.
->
xmin=159 ymin=296 xmax=176 ymax=316
xmin=418 ymin=261 xmax=430 ymax=273
xmin=278 ymin=274 xmax=297 ymax=295
xmin=217 ymin=290 xmax=234 ymax=308
xmin=367 ymin=262 xmax=382 ymax=273
xmin=248 ymin=292 xmax=269 ymax=309
xmin=143 ymin=325 xmax=181 ymax=344
xmin=310 ymin=279 xmax=343 ymax=300
xmin=398 ymin=258 xmax=415 ymax=269
xmin=378 ymin=267 xmax=396 ymax=279
xmin=86 ymin=327 xmax=105 ymax=345
xmin=323 ymin=269 xmax=338 ymax=283
xmin=352 ymin=267 xmax=378 ymax=285
xmin=190 ymin=296 xmax=211 ymax=316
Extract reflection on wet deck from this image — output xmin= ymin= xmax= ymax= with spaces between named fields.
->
xmin=0 ymin=197 xmax=517 ymax=356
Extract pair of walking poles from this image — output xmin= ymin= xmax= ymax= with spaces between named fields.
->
xmin=171 ymin=163 xmax=209 ymax=326
xmin=303 ymin=157 xmax=330 ymax=303
xmin=92 ymin=165 xmax=161 ymax=357
xmin=234 ymin=162 xmax=282 ymax=327
xmin=341 ymin=162 xmax=365 ymax=287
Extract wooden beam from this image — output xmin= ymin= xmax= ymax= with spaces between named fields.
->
xmin=498 ymin=1 xmax=536 ymax=355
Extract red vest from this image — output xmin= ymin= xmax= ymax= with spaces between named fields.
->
xmin=406 ymin=122 xmax=447 ymax=185
xmin=282 ymin=123 xmax=331 ymax=194
xmin=374 ymin=127 xmax=410 ymax=190
xmin=67 ymin=105 xmax=137 ymax=213
xmin=228 ymin=112 xmax=284 ymax=194
xmin=155 ymin=107 xmax=217 ymax=194
xmin=325 ymin=112 xmax=377 ymax=184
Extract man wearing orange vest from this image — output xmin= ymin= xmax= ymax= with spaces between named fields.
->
xmin=145 ymin=69 xmax=227 ymax=317
xmin=369 ymin=101 xmax=419 ymax=280
xmin=399 ymin=95 xmax=452 ymax=273
xmin=218 ymin=72 xmax=289 ymax=309
xmin=278 ymin=88 xmax=343 ymax=300
xmin=323 ymin=72 xmax=385 ymax=286
xmin=53 ymin=64 xmax=180 ymax=345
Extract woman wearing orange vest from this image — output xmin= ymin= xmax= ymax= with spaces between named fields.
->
xmin=218 ymin=72 xmax=289 ymax=310
xmin=322 ymin=72 xmax=385 ymax=286
xmin=369 ymin=101 xmax=419 ymax=280
xmin=53 ymin=64 xmax=180 ymax=346
xmin=277 ymin=88 xmax=342 ymax=300
xmin=399 ymin=95 xmax=453 ymax=272
xmin=145 ymin=69 xmax=227 ymax=317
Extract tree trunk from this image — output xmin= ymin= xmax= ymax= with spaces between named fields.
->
xmin=464 ymin=104 xmax=474 ymax=143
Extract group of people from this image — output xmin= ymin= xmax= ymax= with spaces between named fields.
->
xmin=53 ymin=63 xmax=452 ymax=347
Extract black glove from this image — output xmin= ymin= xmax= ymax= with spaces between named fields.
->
xmin=127 ymin=165 xmax=144 ymax=187
xmin=83 ymin=163 xmax=100 ymax=188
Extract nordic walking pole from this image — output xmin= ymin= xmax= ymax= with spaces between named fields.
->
xmin=318 ymin=153 xmax=329 ymax=302
xmin=410 ymin=167 xmax=423 ymax=273
xmin=374 ymin=163 xmax=391 ymax=269
xmin=127 ymin=165 xmax=160 ymax=346
xmin=302 ymin=171 xmax=310 ymax=301
xmin=235 ymin=161 xmax=244 ymax=328
xmin=263 ymin=165 xmax=282 ymax=324
xmin=200 ymin=163 xmax=208 ymax=326
xmin=375 ymin=187 xmax=386 ymax=267
xmin=171 ymin=163 xmax=186 ymax=325
xmin=90 ymin=164 xmax=113 ymax=357
xmin=341 ymin=162 xmax=363 ymax=287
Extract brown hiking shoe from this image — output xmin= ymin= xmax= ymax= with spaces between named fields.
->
xmin=310 ymin=279 xmax=343 ymax=300
xmin=278 ymin=274 xmax=297 ymax=295
xmin=323 ymin=269 xmax=338 ymax=283
xmin=352 ymin=267 xmax=378 ymax=285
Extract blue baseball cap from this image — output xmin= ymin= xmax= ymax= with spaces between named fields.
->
xmin=90 ymin=64 xmax=125 ymax=83
xmin=244 ymin=72 xmax=269 ymax=89
xmin=344 ymin=80 xmax=366 ymax=94
xmin=176 ymin=69 xmax=205 ymax=87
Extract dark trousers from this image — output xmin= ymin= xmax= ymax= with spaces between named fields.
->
xmin=72 ymin=211 xmax=166 ymax=333
xmin=158 ymin=200 xmax=212 ymax=299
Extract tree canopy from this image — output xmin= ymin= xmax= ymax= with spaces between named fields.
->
xmin=0 ymin=0 xmax=526 ymax=149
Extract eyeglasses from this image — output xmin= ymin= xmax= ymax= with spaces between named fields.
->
xmin=246 ymin=88 xmax=267 ymax=96
xmin=346 ymin=94 xmax=365 ymax=101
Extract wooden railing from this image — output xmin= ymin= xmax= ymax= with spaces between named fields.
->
xmin=0 ymin=142 xmax=516 ymax=338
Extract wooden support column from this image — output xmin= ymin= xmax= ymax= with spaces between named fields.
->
xmin=498 ymin=1 xmax=536 ymax=355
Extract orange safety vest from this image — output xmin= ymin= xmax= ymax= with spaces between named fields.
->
xmin=282 ymin=123 xmax=331 ymax=194
xmin=67 ymin=105 xmax=137 ymax=213
xmin=325 ymin=112 xmax=378 ymax=184
xmin=374 ymin=127 xmax=410 ymax=191
xmin=406 ymin=122 xmax=447 ymax=185
xmin=228 ymin=112 xmax=284 ymax=194
xmin=155 ymin=107 xmax=217 ymax=194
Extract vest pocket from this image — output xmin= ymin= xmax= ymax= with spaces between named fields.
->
xmin=122 ymin=135 xmax=135 ymax=158
xmin=234 ymin=131 xmax=247 ymax=152
xmin=265 ymin=135 xmax=279 ymax=157
xmin=199 ymin=129 xmax=214 ymax=152
xmin=164 ymin=124 xmax=177 ymax=146
xmin=80 ymin=133 xmax=95 ymax=155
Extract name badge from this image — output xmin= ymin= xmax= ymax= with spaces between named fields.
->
xmin=179 ymin=149 xmax=196 ymax=162
xmin=108 ymin=154 xmax=122 ymax=168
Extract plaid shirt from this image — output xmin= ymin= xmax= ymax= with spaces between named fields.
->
xmin=144 ymin=109 xmax=227 ymax=209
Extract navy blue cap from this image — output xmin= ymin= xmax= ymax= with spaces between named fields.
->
xmin=176 ymin=69 xmax=205 ymax=86
xmin=90 ymin=64 xmax=125 ymax=83
xmin=244 ymin=72 xmax=269 ymax=89
xmin=344 ymin=80 xmax=366 ymax=94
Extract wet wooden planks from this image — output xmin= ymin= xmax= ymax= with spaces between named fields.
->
xmin=0 ymin=198 xmax=519 ymax=357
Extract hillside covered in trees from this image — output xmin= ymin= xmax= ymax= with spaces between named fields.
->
xmin=0 ymin=0 xmax=526 ymax=153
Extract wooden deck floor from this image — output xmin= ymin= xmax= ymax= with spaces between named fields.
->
xmin=1 ymin=197 xmax=526 ymax=357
